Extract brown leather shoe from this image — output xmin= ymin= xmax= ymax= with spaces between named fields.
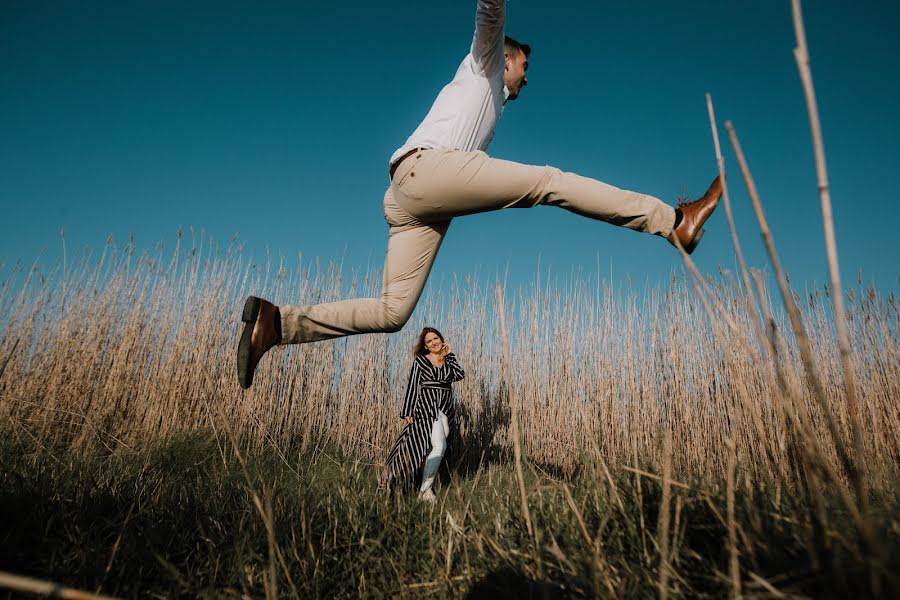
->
xmin=236 ymin=296 xmax=282 ymax=389
xmin=667 ymin=176 xmax=723 ymax=254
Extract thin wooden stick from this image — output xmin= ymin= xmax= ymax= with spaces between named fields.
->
xmin=706 ymin=93 xmax=757 ymax=316
xmin=790 ymin=0 xmax=867 ymax=515
xmin=706 ymin=94 xmax=770 ymax=364
xmin=0 ymin=571 xmax=120 ymax=600
xmin=621 ymin=466 xmax=690 ymax=491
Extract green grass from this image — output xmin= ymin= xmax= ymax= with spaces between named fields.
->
xmin=2 ymin=433 xmax=897 ymax=598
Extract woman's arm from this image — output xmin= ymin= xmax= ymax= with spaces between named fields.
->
xmin=400 ymin=359 xmax=422 ymax=418
xmin=445 ymin=353 xmax=466 ymax=382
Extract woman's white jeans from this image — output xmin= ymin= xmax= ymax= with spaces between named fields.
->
xmin=420 ymin=410 xmax=449 ymax=493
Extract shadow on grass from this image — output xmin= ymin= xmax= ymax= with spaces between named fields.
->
xmin=453 ymin=385 xmax=511 ymax=477
xmin=2 ymin=430 xmax=898 ymax=598
xmin=465 ymin=567 xmax=566 ymax=599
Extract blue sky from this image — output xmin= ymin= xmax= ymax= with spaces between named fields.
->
xmin=2 ymin=0 xmax=898 ymax=294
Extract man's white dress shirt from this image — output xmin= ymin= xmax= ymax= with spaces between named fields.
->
xmin=390 ymin=0 xmax=509 ymax=166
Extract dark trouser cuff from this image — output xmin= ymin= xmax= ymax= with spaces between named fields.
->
xmin=274 ymin=307 xmax=283 ymax=345
xmin=673 ymin=208 xmax=683 ymax=230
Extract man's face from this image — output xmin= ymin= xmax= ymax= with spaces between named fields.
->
xmin=504 ymin=50 xmax=528 ymax=101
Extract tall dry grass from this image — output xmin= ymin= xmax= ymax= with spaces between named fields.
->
xmin=1 ymin=232 xmax=897 ymax=597
xmin=0 ymin=232 xmax=896 ymax=491
xmin=2 ymin=1 xmax=898 ymax=594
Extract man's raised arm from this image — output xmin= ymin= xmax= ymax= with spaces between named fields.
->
xmin=471 ymin=0 xmax=505 ymax=75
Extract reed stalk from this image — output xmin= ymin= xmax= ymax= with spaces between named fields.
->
xmin=790 ymin=0 xmax=868 ymax=515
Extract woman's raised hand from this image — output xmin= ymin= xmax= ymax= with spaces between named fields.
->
xmin=440 ymin=343 xmax=451 ymax=357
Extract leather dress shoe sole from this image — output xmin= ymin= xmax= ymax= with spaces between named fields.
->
xmin=237 ymin=296 xmax=262 ymax=390
xmin=684 ymin=227 xmax=705 ymax=255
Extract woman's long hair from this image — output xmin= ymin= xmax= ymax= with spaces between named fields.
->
xmin=412 ymin=327 xmax=444 ymax=357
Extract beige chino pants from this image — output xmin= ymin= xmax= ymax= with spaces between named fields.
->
xmin=280 ymin=149 xmax=675 ymax=343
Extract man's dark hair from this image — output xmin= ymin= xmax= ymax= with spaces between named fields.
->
xmin=504 ymin=35 xmax=531 ymax=58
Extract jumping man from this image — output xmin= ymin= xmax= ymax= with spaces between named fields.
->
xmin=237 ymin=0 xmax=722 ymax=389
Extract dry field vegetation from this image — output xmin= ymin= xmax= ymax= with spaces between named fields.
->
xmin=2 ymin=3 xmax=899 ymax=599
xmin=0 ymin=224 xmax=898 ymax=598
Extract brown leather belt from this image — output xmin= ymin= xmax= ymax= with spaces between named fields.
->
xmin=389 ymin=148 xmax=424 ymax=181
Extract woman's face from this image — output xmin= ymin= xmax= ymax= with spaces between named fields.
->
xmin=424 ymin=332 xmax=443 ymax=353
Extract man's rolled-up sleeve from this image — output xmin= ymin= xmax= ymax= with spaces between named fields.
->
xmin=470 ymin=0 xmax=505 ymax=75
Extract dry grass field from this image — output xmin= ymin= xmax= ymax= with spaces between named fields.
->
xmin=1 ymin=4 xmax=898 ymax=597
xmin=0 ymin=233 xmax=897 ymax=597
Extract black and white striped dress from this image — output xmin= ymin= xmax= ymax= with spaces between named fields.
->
xmin=384 ymin=353 xmax=466 ymax=493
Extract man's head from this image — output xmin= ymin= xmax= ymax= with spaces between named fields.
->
xmin=504 ymin=36 xmax=530 ymax=101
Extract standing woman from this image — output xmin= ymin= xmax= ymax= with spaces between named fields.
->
xmin=384 ymin=327 xmax=465 ymax=501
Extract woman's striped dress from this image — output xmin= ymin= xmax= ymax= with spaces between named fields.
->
xmin=384 ymin=353 xmax=466 ymax=493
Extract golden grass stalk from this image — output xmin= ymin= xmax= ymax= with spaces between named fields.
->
xmin=790 ymin=0 xmax=868 ymax=514
xmin=705 ymin=93 xmax=757 ymax=319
